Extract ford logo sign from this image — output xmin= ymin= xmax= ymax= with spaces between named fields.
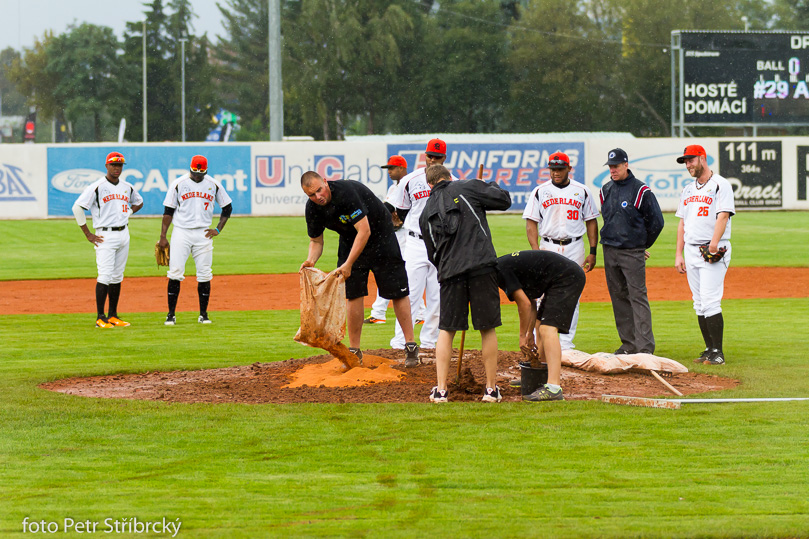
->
xmin=51 ymin=169 xmax=104 ymax=193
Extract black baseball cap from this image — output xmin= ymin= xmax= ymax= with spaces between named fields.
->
xmin=604 ymin=148 xmax=628 ymax=165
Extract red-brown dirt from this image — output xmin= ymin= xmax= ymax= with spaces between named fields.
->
xmin=3 ymin=267 xmax=809 ymax=315
xmin=41 ymin=349 xmax=738 ymax=404
xmin=16 ymin=267 xmax=806 ymax=404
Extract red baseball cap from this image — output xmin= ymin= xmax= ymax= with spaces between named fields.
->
xmin=381 ymin=155 xmax=407 ymax=169
xmin=425 ymin=138 xmax=447 ymax=157
xmin=190 ymin=155 xmax=208 ymax=174
xmin=676 ymin=145 xmax=707 ymax=163
xmin=106 ymin=152 xmax=126 ymax=165
xmin=547 ymin=151 xmax=570 ymax=169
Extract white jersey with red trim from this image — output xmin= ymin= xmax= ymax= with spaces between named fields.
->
xmin=391 ymin=168 xmax=459 ymax=236
xmin=522 ymin=179 xmax=599 ymax=240
xmin=675 ymin=174 xmax=735 ymax=245
xmin=75 ymin=176 xmax=143 ymax=229
xmin=163 ymin=174 xmax=233 ymax=229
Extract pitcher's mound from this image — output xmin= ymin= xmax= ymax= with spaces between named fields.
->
xmin=40 ymin=348 xmax=738 ymax=404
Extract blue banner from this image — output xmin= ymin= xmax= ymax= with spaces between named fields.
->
xmin=386 ymin=142 xmax=585 ymax=211
xmin=47 ymin=146 xmax=251 ymax=216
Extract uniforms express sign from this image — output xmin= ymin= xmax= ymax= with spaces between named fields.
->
xmin=386 ymin=142 xmax=586 ymax=212
xmin=47 ymin=146 xmax=251 ymax=217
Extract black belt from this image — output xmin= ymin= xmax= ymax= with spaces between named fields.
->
xmin=408 ymin=230 xmax=423 ymax=240
xmin=543 ymin=236 xmax=581 ymax=246
xmin=97 ymin=225 xmax=127 ymax=231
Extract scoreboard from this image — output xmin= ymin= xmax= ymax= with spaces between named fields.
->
xmin=676 ymin=31 xmax=809 ymax=125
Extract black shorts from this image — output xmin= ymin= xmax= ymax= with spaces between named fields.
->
xmin=439 ymin=268 xmax=501 ymax=331
xmin=536 ymin=271 xmax=586 ymax=334
xmin=344 ymin=254 xmax=409 ymax=301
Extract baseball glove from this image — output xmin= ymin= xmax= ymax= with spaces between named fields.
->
xmin=155 ymin=243 xmax=170 ymax=267
xmin=699 ymin=244 xmax=727 ymax=263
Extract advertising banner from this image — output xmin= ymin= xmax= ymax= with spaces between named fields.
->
xmin=387 ymin=141 xmax=586 ymax=212
xmin=0 ymin=145 xmax=48 ymax=218
xmin=586 ymin=140 xmax=717 ymax=212
xmin=251 ymin=141 xmax=388 ymax=215
xmin=718 ymin=140 xmax=783 ymax=208
xmin=47 ymin=145 xmax=251 ymax=217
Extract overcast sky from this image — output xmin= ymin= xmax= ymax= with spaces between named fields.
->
xmin=0 ymin=0 xmax=229 ymax=51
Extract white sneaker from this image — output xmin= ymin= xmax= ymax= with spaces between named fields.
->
xmin=165 ymin=314 xmax=176 ymax=326
xmin=482 ymin=386 xmax=502 ymax=403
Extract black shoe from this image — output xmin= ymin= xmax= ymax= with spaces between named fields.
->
xmin=165 ymin=314 xmax=176 ymax=326
xmin=614 ymin=347 xmax=634 ymax=355
xmin=404 ymin=342 xmax=420 ymax=367
xmin=523 ymin=384 xmax=565 ymax=402
xmin=348 ymin=347 xmax=363 ymax=365
xmin=694 ymin=348 xmax=711 ymax=364
xmin=703 ymin=349 xmax=725 ymax=365
xmin=429 ymin=386 xmax=448 ymax=403
xmin=509 ymin=378 xmax=521 ymax=388
xmin=198 ymin=313 xmax=212 ymax=324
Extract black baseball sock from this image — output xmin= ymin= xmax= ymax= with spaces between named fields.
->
xmin=108 ymin=282 xmax=122 ymax=318
xmin=95 ymin=282 xmax=109 ymax=319
xmin=167 ymin=279 xmax=181 ymax=315
xmin=705 ymin=313 xmax=724 ymax=352
xmin=198 ymin=281 xmax=211 ymax=315
xmin=697 ymin=315 xmax=711 ymax=349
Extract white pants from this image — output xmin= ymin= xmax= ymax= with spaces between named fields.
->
xmin=167 ymin=227 xmax=214 ymax=282
xmin=391 ymin=236 xmax=440 ymax=349
xmin=539 ymin=237 xmax=585 ymax=350
xmin=95 ymin=228 xmax=130 ymax=285
xmin=684 ymin=242 xmax=731 ymax=317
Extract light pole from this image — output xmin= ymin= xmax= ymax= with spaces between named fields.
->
xmin=142 ymin=20 xmax=147 ymax=142
xmin=179 ymin=36 xmax=188 ymax=142
xmin=268 ymin=0 xmax=283 ymax=141
xmin=741 ymin=16 xmax=750 ymax=31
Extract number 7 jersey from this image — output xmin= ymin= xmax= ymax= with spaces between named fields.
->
xmin=163 ymin=173 xmax=233 ymax=228
xmin=675 ymin=174 xmax=735 ymax=244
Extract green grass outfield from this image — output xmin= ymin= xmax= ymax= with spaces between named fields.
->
xmin=1 ymin=213 xmax=809 ymax=538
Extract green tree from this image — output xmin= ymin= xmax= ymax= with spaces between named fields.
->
xmin=507 ymin=0 xmax=618 ymax=132
xmin=7 ymin=26 xmax=122 ymax=142
xmin=120 ymin=0 xmax=219 ymax=142
xmin=0 ymin=48 xmax=27 ymax=117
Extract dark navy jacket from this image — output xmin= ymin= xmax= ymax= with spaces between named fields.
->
xmin=599 ymin=170 xmax=664 ymax=249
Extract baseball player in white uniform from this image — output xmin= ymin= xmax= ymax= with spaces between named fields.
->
xmin=522 ymin=151 xmax=599 ymax=350
xmin=674 ymin=144 xmax=734 ymax=365
xmin=72 ymin=151 xmax=144 ymax=328
xmin=158 ymin=155 xmax=233 ymax=325
xmin=389 ymin=139 xmax=458 ymax=353
xmin=366 ymin=155 xmax=425 ymax=324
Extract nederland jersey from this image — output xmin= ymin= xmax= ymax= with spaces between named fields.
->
xmin=522 ymin=179 xmax=599 ymax=240
xmin=391 ymin=168 xmax=459 ymax=236
xmin=75 ymin=177 xmax=143 ymax=229
xmin=163 ymin=174 xmax=233 ymax=229
xmin=675 ymin=174 xmax=735 ymax=245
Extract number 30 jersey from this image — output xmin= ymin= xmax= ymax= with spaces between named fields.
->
xmin=163 ymin=173 xmax=233 ymax=229
xmin=522 ymin=179 xmax=599 ymax=240
xmin=675 ymin=174 xmax=735 ymax=245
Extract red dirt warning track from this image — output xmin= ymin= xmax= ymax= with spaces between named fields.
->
xmin=3 ymin=267 xmax=808 ymax=315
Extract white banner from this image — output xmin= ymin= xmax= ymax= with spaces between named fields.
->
xmin=0 ymin=145 xmax=48 ymax=218
xmin=251 ymin=142 xmax=389 ymax=216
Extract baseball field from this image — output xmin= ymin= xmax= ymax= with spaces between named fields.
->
xmin=2 ymin=212 xmax=809 ymax=537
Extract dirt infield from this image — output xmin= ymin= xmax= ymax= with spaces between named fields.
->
xmin=18 ymin=267 xmax=804 ymax=404
xmin=41 ymin=348 xmax=738 ymax=404
xmin=3 ymin=267 xmax=809 ymax=315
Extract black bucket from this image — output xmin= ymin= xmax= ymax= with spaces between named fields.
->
xmin=520 ymin=363 xmax=548 ymax=396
